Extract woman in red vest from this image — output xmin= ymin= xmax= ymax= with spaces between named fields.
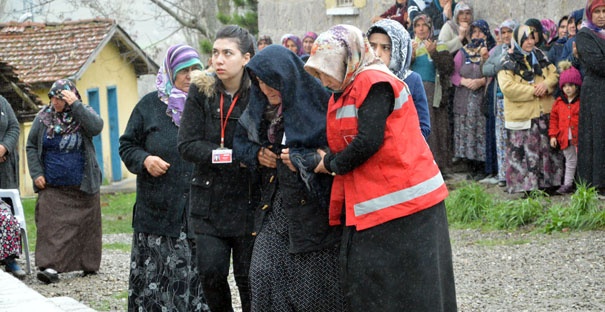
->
xmin=305 ymin=24 xmax=457 ymax=311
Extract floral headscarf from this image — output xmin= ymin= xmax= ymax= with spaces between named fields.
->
xmin=413 ymin=14 xmax=435 ymax=41
xmin=582 ymin=0 xmax=605 ymax=40
xmin=541 ymin=19 xmax=558 ymax=44
xmin=156 ymin=44 xmax=203 ymax=126
xmin=38 ymin=79 xmax=83 ymax=138
xmin=305 ymin=24 xmax=386 ymax=92
xmin=367 ymin=19 xmax=414 ymax=80
xmin=282 ymin=34 xmax=304 ymax=56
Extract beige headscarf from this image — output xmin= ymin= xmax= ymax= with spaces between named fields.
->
xmin=304 ymin=24 xmax=389 ymax=92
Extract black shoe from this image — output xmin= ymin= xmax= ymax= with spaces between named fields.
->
xmin=83 ymin=271 xmax=97 ymax=277
xmin=5 ymin=258 xmax=26 ymax=280
xmin=37 ymin=268 xmax=59 ymax=284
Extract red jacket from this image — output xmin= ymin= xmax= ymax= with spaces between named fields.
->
xmin=380 ymin=4 xmax=409 ymax=28
xmin=548 ymin=95 xmax=580 ymax=150
xmin=327 ymin=69 xmax=448 ymax=231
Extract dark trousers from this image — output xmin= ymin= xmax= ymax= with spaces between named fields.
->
xmin=195 ymin=234 xmax=254 ymax=312
xmin=341 ymin=201 xmax=457 ymax=312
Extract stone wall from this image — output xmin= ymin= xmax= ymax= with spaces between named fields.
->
xmin=257 ymin=0 xmax=587 ymax=41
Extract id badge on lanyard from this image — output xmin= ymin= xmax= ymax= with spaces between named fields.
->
xmin=212 ymin=93 xmax=239 ymax=164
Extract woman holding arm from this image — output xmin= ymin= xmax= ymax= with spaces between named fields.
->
xmin=305 ymin=24 xmax=456 ymax=312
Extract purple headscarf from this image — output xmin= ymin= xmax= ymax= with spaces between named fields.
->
xmin=582 ymin=0 xmax=605 ymax=40
xmin=282 ymin=34 xmax=304 ymax=56
xmin=156 ymin=44 xmax=203 ymax=126
xmin=541 ymin=19 xmax=558 ymax=44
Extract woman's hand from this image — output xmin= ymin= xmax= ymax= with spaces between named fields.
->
xmin=550 ymin=137 xmax=558 ymax=148
xmin=35 ymin=176 xmax=47 ymax=189
xmin=280 ymin=148 xmax=297 ymax=172
xmin=144 ymin=155 xmax=170 ymax=177
xmin=314 ymin=149 xmax=329 ymax=174
xmin=258 ymin=146 xmax=278 ymax=168
xmin=533 ymin=82 xmax=548 ymax=97
xmin=59 ymin=90 xmax=78 ymax=106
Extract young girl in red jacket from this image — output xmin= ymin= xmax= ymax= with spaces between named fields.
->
xmin=549 ymin=61 xmax=582 ymax=194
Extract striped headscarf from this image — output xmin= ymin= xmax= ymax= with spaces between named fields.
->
xmin=156 ymin=44 xmax=203 ymax=126
xmin=305 ymin=24 xmax=386 ymax=92
xmin=582 ymin=0 xmax=605 ymax=40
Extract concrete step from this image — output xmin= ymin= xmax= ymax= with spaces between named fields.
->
xmin=0 ymin=270 xmax=95 ymax=312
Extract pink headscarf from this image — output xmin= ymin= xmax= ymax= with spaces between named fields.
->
xmin=541 ymin=19 xmax=557 ymax=44
xmin=582 ymin=0 xmax=605 ymax=39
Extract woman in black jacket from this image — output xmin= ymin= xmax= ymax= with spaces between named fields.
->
xmin=119 ymin=44 xmax=209 ymax=312
xmin=178 ymin=25 xmax=259 ymax=312
xmin=234 ymin=45 xmax=345 ymax=312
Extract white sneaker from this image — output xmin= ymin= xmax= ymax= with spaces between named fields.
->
xmin=479 ymin=174 xmax=498 ymax=184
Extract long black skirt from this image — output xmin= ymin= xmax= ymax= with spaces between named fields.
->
xmin=341 ymin=201 xmax=457 ymax=312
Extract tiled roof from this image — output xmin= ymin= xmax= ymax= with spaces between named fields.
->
xmin=0 ymin=18 xmax=158 ymax=87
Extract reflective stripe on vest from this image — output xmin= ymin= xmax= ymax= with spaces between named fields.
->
xmin=354 ymin=172 xmax=445 ymax=216
xmin=335 ymin=87 xmax=410 ymax=120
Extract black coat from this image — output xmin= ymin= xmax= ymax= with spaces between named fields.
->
xmin=119 ymin=92 xmax=193 ymax=238
xmin=178 ymin=71 xmax=258 ymax=237
xmin=234 ymin=45 xmax=342 ymax=253
xmin=576 ymin=28 xmax=605 ymax=188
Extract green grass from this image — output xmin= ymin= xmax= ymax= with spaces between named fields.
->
xmin=445 ymin=182 xmax=605 ymax=233
xmin=90 ymin=290 xmax=128 ymax=311
xmin=22 ymin=192 xmax=135 ymax=251
xmin=103 ymin=242 xmax=132 ymax=252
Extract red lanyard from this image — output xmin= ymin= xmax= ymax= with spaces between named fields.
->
xmin=219 ymin=93 xmax=239 ymax=148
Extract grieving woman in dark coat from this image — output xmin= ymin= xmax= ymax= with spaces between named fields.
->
xmin=26 ymin=79 xmax=103 ymax=284
xmin=178 ymin=25 xmax=259 ymax=312
xmin=234 ymin=44 xmax=346 ymax=312
xmin=576 ymin=0 xmax=605 ymax=194
xmin=119 ymin=44 xmax=209 ymax=312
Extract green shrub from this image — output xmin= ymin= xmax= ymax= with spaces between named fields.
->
xmin=540 ymin=183 xmax=605 ymax=232
xmin=487 ymin=191 xmax=546 ymax=229
xmin=446 ymin=182 xmax=494 ymax=224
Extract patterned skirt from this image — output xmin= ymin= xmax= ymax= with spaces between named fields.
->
xmin=0 ymin=200 xmax=20 ymax=260
xmin=505 ymin=114 xmax=564 ymax=193
xmin=249 ymin=190 xmax=347 ymax=312
xmin=128 ymin=231 xmax=210 ymax=312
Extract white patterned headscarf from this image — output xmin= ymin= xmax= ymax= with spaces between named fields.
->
xmin=304 ymin=24 xmax=385 ymax=92
xmin=367 ymin=18 xmax=414 ymax=80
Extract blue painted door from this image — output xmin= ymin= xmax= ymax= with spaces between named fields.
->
xmin=107 ymin=86 xmax=122 ymax=181
xmin=87 ymin=88 xmax=104 ymax=180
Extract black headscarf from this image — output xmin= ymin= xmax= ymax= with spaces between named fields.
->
xmin=239 ymin=44 xmax=330 ymax=149
xmin=525 ymin=18 xmax=545 ymax=47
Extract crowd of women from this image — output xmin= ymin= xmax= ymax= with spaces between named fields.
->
xmin=2 ymin=0 xmax=604 ymax=311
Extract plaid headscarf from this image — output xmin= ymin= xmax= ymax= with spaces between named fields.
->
xmin=367 ymin=18 xmax=414 ymax=80
xmin=156 ymin=44 xmax=203 ymax=126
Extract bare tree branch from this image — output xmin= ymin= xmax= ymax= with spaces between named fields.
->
xmin=149 ymin=0 xmax=210 ymax=38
